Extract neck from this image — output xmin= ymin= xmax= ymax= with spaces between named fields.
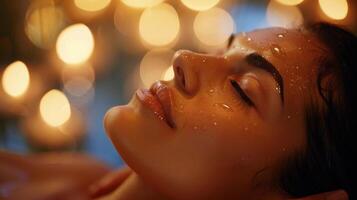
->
xmin=106 ymin=172 xmax=167 ymax=200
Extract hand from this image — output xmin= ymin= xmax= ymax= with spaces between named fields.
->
xmin=89 ymin=166 xmax=132 ymax=198
xmin=0 ymin=151 xmax=110 ymax=200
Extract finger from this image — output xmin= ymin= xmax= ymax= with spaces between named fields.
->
xmin=89 ymin=166 xmax=132 ymax=198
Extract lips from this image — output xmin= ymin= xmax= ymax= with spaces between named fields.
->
xmin=136 ymin=81 xmax=175 ymax=128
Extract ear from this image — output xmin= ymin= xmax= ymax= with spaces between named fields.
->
xmin=289 ymin=190 xmax=348 ymax=200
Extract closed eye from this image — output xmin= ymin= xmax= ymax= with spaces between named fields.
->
xmin=230 ymin=79 xmax=254 ymax=106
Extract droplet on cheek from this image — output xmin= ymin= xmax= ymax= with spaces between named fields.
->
xmin=214 ymin=103 xmax=233 ymax=112
xmin=277 ymin=34 xmax=284 ymax=38
xmin=208 ymin=88 xmax=215 ymax=96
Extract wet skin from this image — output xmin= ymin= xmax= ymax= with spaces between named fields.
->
xmin=104 ymin=27 xmax=327 ymax=200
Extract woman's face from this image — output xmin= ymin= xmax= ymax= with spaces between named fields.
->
xmin=105 ymin=28 xmax=325 ymax=199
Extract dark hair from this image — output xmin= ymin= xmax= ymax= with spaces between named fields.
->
xmin=279 ymin=23 xmax=357 ymax=199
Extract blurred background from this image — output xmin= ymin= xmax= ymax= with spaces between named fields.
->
xmin=0 ymin=0 xmax=356 ymax=168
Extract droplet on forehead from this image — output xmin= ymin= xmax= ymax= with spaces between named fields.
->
xmin=270 ymin=44 xmax=286 ymax=57
xmin=277 ymin=34 xmax=284 ymax=38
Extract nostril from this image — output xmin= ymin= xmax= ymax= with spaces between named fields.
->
xmin=175 ymin=66 xmax=186 ymax=87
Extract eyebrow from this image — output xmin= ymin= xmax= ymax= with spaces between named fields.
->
xmin=245 ymin=53 xmax=284 ymax=104
xmin=227 ymin=34 xmax=235 ymax=49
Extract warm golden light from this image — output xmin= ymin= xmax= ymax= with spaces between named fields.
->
xmin=121 ymin=0 xmax=164 ymax=9
xmin=74 ymin=0 xmax=111 ymax=12
xmin=2 ymin=61 xmax=30 ymax=97
xmin=25 ymin=2 xmax=66 ymax=49
xmin=267 ymin=0 xmax=303 ymax=28
xmin=140 ymin=49 xmax=174 ymax=87
xmin=194 ymin=8 xmax=235 ymax=46
xmin=319 ymin=0 xmax=348 ymax=20
xmin=139 ymin=3 xmax=180 ymax=46
xmin=40 ymin=89 xmax=71 ymax=127
xmin=161 ymin=65 xmax=174 ymax=81
xmin=275 ymin=0 xmax=304 ymax=6
xmin=56 ymin=24 xmax=94 ymax=65
xmin=64 ymin=77 xmax=93 ymax=97
xmin=181 ymin=0 xmax=220 ymax=11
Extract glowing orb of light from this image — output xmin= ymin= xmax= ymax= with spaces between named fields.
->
xmin=139 ymin=3 xmax=180 ymax=47
xmin=319 ymin=0 xmax=348 ymax=20
xmin=193 ymin=7 xmax=235 ymax=46
xmin=121 ymin=0 xmax=164 ymax=9
xmin=180 ymin=0 xmax=220 ymax=11
xmin=267 ymin=0 xmax=303 ymax=28
xmin=275 ymin=0 xmax=304 ymax=6
xmin=161 ymin=65 xmax=174 ymax=81
xmin=56 ymin=24 xmax=94 ymax=65
xmin=25 ymin=3 xmax=66 ymax=49
xmin=40 ymin=89 xmax=71 ymax=127
xmin=140 ymin=49 xmax=174 ymax=87
xmin=2 ymin=61 xmax=30 ymax=97
xmin=74 ymin=0 xmax=111 ymax=12
xmin=64 ymin=77 xmax=93 ymax=97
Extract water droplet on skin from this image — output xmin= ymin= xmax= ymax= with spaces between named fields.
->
xmin=287 ymin=115 xmax=291 ymax=119
xmin=213 ymin=122 xmax=218 ymax=126
xmin=295 ymin=66 xmax=300 ymax=70
xmin=244 ymin=127 xmax=249 ymax=131
xmin=271 ymin=44 xmax=285 ymax=57
xmin=247 ymin=37 xmax=252 ymax=41
xmin=208 ymin=89 xmax=215 ymax=96
xmin=214 ymin=103 xmax=233 ymax=112
xmin=202 ymin=58 xmax=207 ymax=63
xmin=193 ymin=126 xmax=199 ymax=130
xmin=277 ymin=34 xmax=284 ymax=38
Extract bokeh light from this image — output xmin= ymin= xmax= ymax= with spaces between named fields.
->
xmin=64 ymin=77 xmax=93 ymax=97
xmin=319 ymin=0 xmax=348 ymax=20
xmin=267 ymin=0 xmax=303 ymax=28
xmin=74 ymin=0 xmax=111 ymax=12
xmin=121 ymin=0 xmax=164 ymax=9
xmin=25 ymin=1 xmax=66 ymax=49
xmin=2 ymin=61 xmax=30 ymax=98
xmin=275 ymin=0 xmax=304 ymax=6
xmin=56 ymin=24 xmax=94 ymax=65
xmin=194 ymin=7 xmax=235 ymax=46
xmin=161 ymin=65 xmax=174 ymax=81
xmin=139 ymin=3 xmax=180 ymax=47
xmin=140 ymin=49 xmax=174 ymax=87
xmin=180 ymin=0 xmax=220 ymax=11
xmin=40 ymin=89 xmax=71 ymax=127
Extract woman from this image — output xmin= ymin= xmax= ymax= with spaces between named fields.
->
xmin=0 ymin=23 xmax=355 ymax=200
xmin=99 ymin=22 xmax=356 ymax=200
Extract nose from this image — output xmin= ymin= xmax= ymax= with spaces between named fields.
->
xmin=172 ymin=50 xmax=225 ymax=96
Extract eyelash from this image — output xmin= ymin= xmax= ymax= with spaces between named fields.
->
xmin=230 ymin=79 xmax=255 ymax=107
